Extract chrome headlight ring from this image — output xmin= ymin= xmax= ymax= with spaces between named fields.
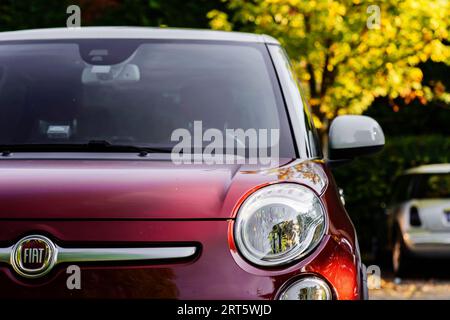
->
xmin=234 ymin=183 xmax=327 ymax=267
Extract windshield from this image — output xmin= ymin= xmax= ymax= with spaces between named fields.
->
xmin=0 ymin=39 xmax=295 ymax=157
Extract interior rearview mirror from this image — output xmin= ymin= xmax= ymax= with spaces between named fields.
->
xmin=328 ymin=115 xmax=385 ymax=161
xmin=82 ymin=63 xmax=140 ymax=84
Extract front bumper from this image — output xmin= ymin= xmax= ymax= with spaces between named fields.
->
xmin=404 ymin=231 xmax=450 ymax=257
xmin=0 ymin=220 xmax=362 ymax=299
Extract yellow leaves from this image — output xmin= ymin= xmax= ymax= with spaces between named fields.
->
xmin=312 ymin=115 xmax=322 ymax=129
xmin=402 ymin=90 xmax=427 ymax=105
xmin=412 ymin=82 xmax=422 ymax=90
xmin=433 ymin=81 xmax=446 ymax=96
xmin=407 ymin=55 xmax=420 ymax=65
xmin=428 ymin=40 xmax=450 ymax=62
xmin=289 ymin=14 xmax=303 ymax=28
xmin=356 ymin=42 xmax=367 ymax=55
xmin=292 ymin=28 xmax=306 ymax=37
xmin=319 ymin=100 xmax=334 ymax=119
xmin=365 ymin=31 xmax=385 ymax=47
xmin=419 ymin=52 xmax=428 ymax=62
xmin=383 ymin=21 xmax=397 ymax=40
xmin=279 ymin=4 xmax=291 ymax=14
xmin=437 ymin=27 xmax=448 ymax=40
xmin=409 ymin=68 xmax=423 ymax=82
xmin=255 ymin=14 xmax=274 ymax=26
xmin=441 ymin=93 xmax=450 ymax=104
xmin=336 ymin=3 xmax=346 ymax=16
xmin=423 ymin=86 xmax=434 ymax=101
xmin=335 ymin=42 xmax=351 ymax=58
xmin=373 ymin=86 xmax=388 ymax=96
xmin=422 ymin=28 xmax=433 ymax=41
xmin=390 ymin=91 xmax=399 ymax=99
xmin=429 ymin=18 xmax=441 ymax=31
xmin=208 ymin=0 xmax=449 ymax=120
xmin=386 ymin=43 xmax=397 ymax=55
xmin=207 ymin=10 xmax=232 ymax=31
xmin=288 ymin=0 xmax=301 ymax=6
xmin=309 ymin=98 xmax=321 ymax=106
xmin=308 ymin=1 xmax=316 ymax=9
xmin=274 ymin=13 xmax=284 ymax=23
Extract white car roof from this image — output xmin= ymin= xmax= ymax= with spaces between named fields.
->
xmin=405 ymin=164 xmax=450 ymax=175
xmin=0 ymin=27 xmax=280 ymax=44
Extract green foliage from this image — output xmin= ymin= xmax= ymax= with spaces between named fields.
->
xmin=89 ymin=0 xmax=226 ymax=28
xmin=209 ymin=0 xmax=450 ymax=127
xmin=0 ymin=0 xmax=225 ymax=31
xmin=333 ymin=134 xmax=450 ymax=256
xmin=0 ymin=0 xmax=73 ymax=31
xmin=365 ymin=97 xmax=450 ymax=136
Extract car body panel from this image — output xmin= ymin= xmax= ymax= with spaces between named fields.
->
xmin=405 ymin=164 xmax=450 ymax=175
xmin=0 ymin=161 xmax=362 ymax=299
xmin=0 ymin=158 xmax=330 ymax=220
xmin=0 ymin=27 xmax=280 ymax=44
xmin=412 ymin=199 xmax=450 ymax=232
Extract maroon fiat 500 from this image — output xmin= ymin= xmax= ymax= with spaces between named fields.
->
xmin=0 ymin=27 xmax=384 ymax=300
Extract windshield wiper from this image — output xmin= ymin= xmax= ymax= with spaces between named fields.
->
xmin=84 ymin=140 xmax=171 ymax=156
xmin=84 ymin=140 xmax=173 ymax=156
xmin=0 ymin=140 xmax=172 ymax=156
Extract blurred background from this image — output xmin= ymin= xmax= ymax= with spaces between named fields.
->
xmin=1 ymin=0 xmax=449 ymax=298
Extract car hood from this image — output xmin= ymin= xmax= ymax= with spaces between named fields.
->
xmin=0 ymin=158 xmax=327 ymax=220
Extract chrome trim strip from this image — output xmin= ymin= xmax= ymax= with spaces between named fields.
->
xmin=1 ymin=234 xmax=198 ymax=278
xmin=57 ymin=246 xmax=197 ymax=263
xmin=0 ymin=246 xmax=12 ymax=264
xmin=267 ymin=45 xmax=315 ymax=159
xmin=0 ymin=245 xmax=197 ymax=266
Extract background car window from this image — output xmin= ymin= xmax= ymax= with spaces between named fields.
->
xmin=410 ymin=173 xmax=450 ymax=199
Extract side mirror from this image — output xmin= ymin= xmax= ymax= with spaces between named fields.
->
xmin=328 ymin=115 xmax=385 ymax=161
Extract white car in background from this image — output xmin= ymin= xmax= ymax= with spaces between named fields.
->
xmin=387 ymin=164 xmax=450 ymax=276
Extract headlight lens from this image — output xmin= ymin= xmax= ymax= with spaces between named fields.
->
xmin=234 ymin=183 xmax=325 ymax=266
xmin=278 ymin=277 xmax=332 ymax=300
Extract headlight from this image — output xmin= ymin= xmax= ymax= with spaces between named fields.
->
xmin=278 ymin=277 xmax=332 ymax=300
xmin=234 ymin=183 xmax=326 ymax=266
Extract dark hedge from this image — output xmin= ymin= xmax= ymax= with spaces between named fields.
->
xmin=332 ymin=134 xmax=450 ymax=260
